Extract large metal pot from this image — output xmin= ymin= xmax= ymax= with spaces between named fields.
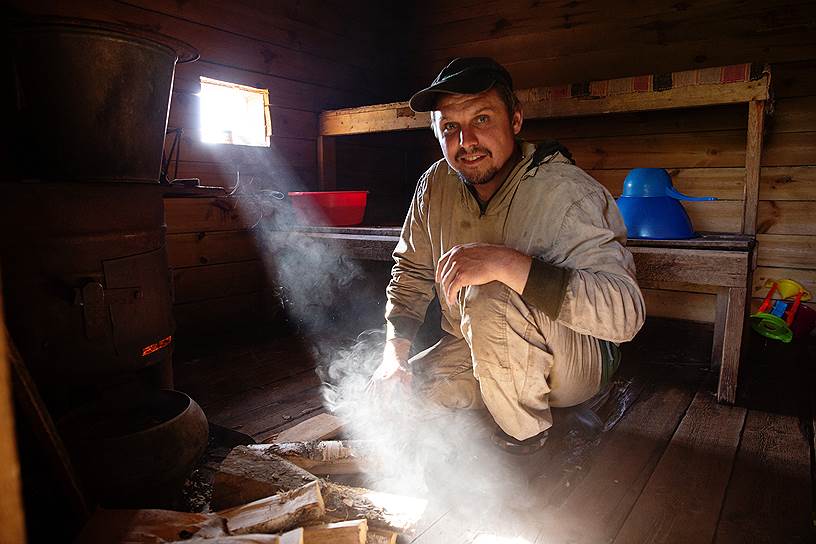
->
xmin=59 ymin=389 xmax=209 ymax=508
xmin=6 ymin=17 xmax=197 ymax=182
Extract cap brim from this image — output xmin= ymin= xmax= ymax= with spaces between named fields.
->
xmin=408 ymin=71 xmax=499 ymax=112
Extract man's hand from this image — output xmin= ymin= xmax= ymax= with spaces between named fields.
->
xmin=366 ymin=337 xmax=413 ymax=394
xmin=436 ymin=243 xmax=532 ymax=306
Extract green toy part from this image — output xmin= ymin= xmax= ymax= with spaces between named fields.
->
xmin=750 ymin=312 xmax=793 ymax=343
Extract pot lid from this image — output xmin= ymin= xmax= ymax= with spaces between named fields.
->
xmin=10 ymin=16 xmax=199 ymax=63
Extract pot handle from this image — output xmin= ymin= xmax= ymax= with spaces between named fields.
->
xmin=665 ymin=186 xmax=717 ymax=201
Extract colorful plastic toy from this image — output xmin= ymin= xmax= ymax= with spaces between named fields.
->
xmin=750 ymin=279 xmax=811 ymax=343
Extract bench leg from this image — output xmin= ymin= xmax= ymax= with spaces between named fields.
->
xmin=715 ymin=286 xmax=747 ymax=404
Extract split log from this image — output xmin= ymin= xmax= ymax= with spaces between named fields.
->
xmin=76 ymin=508 xmax=227 ymax=543
xmin=212 ymin=446 xmax=319 ymax=511
xmin=320 ymin=481 xmax=426 ymax=535
xmin=265 ymin=440 xmax=377 ymax=475
xmin=173 ymin=528 xmax=303 ymax=544
xmin=303 ymin=519 xmax=367 ymax=544
xmin=272 ymin=413 xmax=346 ymax=443
xmin=212 ymin=446 xmax=426 ymax=535
xmin=218 ymin=481 xmax=324 ymax=535
xmin=366 ymin=529 xmax=398 ymax=544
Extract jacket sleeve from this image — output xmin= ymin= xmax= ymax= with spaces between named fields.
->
xmin=524 ymin=190 xmax=645 ymax=343
xmin=384 ymin=170 xmax=437 ymax=342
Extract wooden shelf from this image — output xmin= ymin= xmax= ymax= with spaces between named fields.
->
xmin=319 ymin=72 xmax=770 ymax=136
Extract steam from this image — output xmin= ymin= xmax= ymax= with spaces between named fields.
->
xmin=224 ymin=157 xmax=540 ymax=539
xmin=224 ymin=162 xmax=365 ymax=337
xmin=318 ymin=330 xmax=538 ymax=527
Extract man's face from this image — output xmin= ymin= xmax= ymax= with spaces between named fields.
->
xmin=433 ymin=88 xmax=523 ymax=186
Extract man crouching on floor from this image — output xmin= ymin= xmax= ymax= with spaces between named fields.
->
xmin=367 ymin=57 xmax=645 ymax=453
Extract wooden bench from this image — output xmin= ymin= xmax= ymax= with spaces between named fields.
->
xmin=279 ymin=227 xmax=753 ymax=403
xmin=307 ymin=64 xmax=772 ymax=404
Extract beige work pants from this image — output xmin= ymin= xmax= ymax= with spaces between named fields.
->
xmin=411 ymin=281 xmax=604 ymax=440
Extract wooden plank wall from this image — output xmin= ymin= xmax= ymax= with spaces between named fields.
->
xmin=10 ymin=0 xmax=392 ymax=190
xmin=347 ymin=0 xmax=816 ymax=323
xmin=9 ymin=0 xmax=395 ymax=333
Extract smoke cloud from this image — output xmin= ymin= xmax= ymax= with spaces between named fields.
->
xmin=319 ymin=330 xmax=541 ymax=538
xmin=227 ymin=160 xmax=543 ymax=541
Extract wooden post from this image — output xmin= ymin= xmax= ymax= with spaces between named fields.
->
xmin=317 ymin=136 xmax=336 ymax=190
xmin=715 ymin=286 xmax=748 ymax=404
xmin=742 ymin=99 xmax=766 ymax=234
xmin=0 ymin=303 xmax=26 ymax=544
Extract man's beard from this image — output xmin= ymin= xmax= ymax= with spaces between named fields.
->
xmin=456 ymin=166 xmax=499 ymax=186
xmin=454 ymin=146 xmax=497 ymax=185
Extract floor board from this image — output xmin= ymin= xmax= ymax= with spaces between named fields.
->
xmin=714 ymin=409 xmax=813 ymax=543
xmin=613 ymin=383 xmax=747 ymax=544
xmin=535 ymin=367 xmax=701 ymax=544
xmin=714 ymin=336 xmax=814 ymax=543
xmin=172 ymin=321 xmax=815 ymax=543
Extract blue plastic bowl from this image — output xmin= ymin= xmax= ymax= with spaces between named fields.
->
xmin=617 ymin=168 xmax=716 ymax=240
xmin=622 ymin=168 xmax=673 ymax=197
xmin=616 ymin=195 xmax=695 ymax=239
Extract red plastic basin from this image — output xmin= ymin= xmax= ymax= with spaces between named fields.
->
xmin=287 ymin=191 xmax=368 ymax=226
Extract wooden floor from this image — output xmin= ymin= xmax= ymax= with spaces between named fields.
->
xmin=174 ymin=320 xmax=815 ymax=543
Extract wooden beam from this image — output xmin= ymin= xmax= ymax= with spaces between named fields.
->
xmin=317 ymin=136 xmax=336 ymax=190
xmin=319 ymin=76 xmax=771 ymax=136
xmin=0 ymin=327 xmax=25 ymax=543
xmin=630 ymin=247 xmax=750 ymax=288
xmin=742 ymin=100 xmax=766 ymax=234
xmin=7 ymin=331 xmax=90 ymax=527
xmin=715 ymin=286 xmax=748 ymax=404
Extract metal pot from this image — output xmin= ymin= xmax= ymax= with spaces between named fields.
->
xmin=59 ymin=389 xmax=209 ymax=508
xmin=6 ymin=17 xmax=198 ymax=182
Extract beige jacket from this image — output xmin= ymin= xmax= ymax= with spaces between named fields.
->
xmin=385 ymin=141 xmax=645 ymax=346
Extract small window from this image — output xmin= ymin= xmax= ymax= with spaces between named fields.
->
xmin=199 ymin=77 xmax=272 ymax=146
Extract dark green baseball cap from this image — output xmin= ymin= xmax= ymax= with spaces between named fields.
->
xmin=408 ymin=57 xmax=513 ymax=113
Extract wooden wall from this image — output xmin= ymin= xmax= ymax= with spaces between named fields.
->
xmin=8 ymin=0 xmax=395 ymax=334
xmin=7 ymin=0 xmax=815 ymax=329
xmin=340 ymin=0 xmax=816 ymax=323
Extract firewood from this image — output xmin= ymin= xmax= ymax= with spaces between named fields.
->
xmin=75 ymin=508 xmax=227 ymax=543
xmin=271 ymin=413 xmax=346 ymax=443
xmin=303 ymin=519 xmax=367 ymax=544
xmin=171 ymin=528 xmax=304 ymax=544
xmin=320 ymin=481 xmax=425 ymax=535
xmin=218 ymin=481 xmax=324 ymax=535
xmin=212 ymin=446 xmax=319 ymax=511
xmin=366 ymin=529 xmax=398 ymax=544
xmin=263 ymin=440 xmax=377 ymax=475
xmin=212 ymin=446 xmax=427 ymax=535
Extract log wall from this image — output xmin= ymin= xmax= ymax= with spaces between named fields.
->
xmin=335 ymin=0 xmax=816 ymax=323
xmin=7 ymin=1 xmax=814 ymax=329
xmin=8 ymin=0 xmax=394 ymax=333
